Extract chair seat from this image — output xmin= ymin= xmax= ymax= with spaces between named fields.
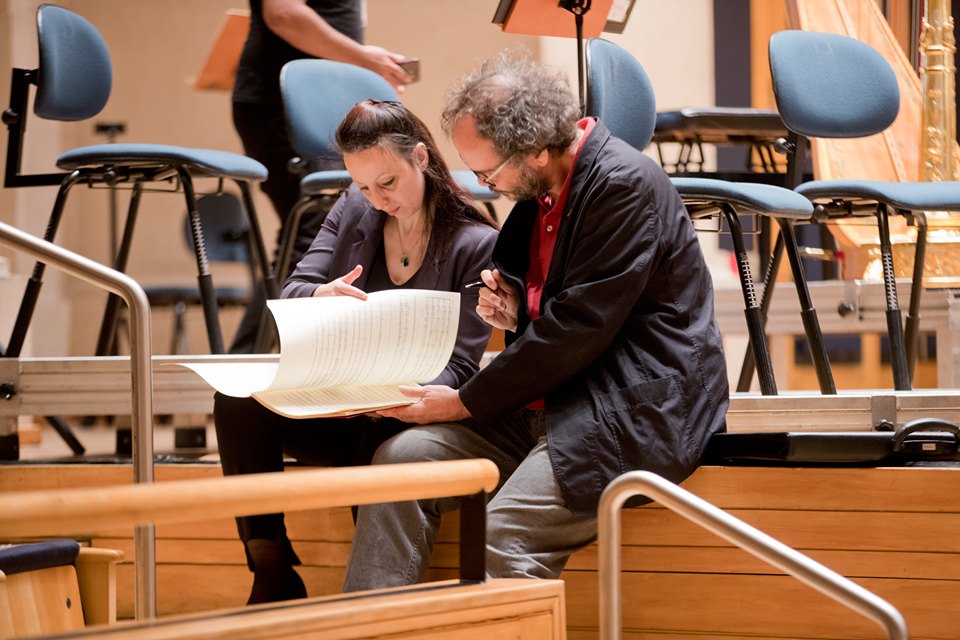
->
xmin=672 ymin=177 xmax=814 ymax=219
xmin=655 ymin=107 xmax=787 ymax=145
xmin=300 ymin=170 xmax=354 ymax=197
xmin=451 ymin=170 xmax=500 ymax=202
xmin=57 ymin=144 xmax=268 ymax=182
xmin=796 ymin=179 xmax=960 ymax=212
xmin=299 ymin=169 xmax=500 ymax=203
xmin=145 ymin=286 xmax=249 ymax=307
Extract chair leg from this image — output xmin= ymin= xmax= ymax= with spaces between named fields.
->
xmin=237 ymin=181 xmax=280 ymax=300
xmin=5 ymin=171 xmax=83 ymax=357
xmin=721 ymin=205 xmax=777 ymax=395
xmin=95 ymin=183 xmax=143 ymax=357
xmin=179 ymin=169 xmax=225 ymax=354
xmin=237 ymin=181 xmax=281 ymax=353
xmin=778 ymin=220 xmax=837 ymax=394
xmin=276 ymin=195 xmax=318 ymax=283
xmin=171 ymin=300 xmax=189 ymax=355
xmin=876 ymin=204 xmax=911 ymax=390
xmin=3 ymin=173 xmax=87 ymax=456
xmin=738 ymin=231 xmax=784 ymax=393
xmin=904 ymin=212 xmax=927 ymax=386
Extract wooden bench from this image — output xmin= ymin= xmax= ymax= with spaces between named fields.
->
xmin=2 ymin=462 xmax=958 ymax=638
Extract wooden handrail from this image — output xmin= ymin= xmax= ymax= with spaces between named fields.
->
xmin=0 ymin=459 xmax=499 ymax=538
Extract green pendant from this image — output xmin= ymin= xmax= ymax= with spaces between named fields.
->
xmin=401 ymin=257 xmax=409 ymax=267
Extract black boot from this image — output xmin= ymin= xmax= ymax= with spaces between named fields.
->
xmin=245 ymin=538 xmax=307 ymax=605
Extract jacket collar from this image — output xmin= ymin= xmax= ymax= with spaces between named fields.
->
xmin=492 ymin=120 xmax=612 ymax=282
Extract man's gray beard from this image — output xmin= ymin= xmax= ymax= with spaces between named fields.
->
xmin=504 ymin=164 xmax=551 ymax=201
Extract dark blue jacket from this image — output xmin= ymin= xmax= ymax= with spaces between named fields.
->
xmin=459 ymin=122 xmax=728 ymax=515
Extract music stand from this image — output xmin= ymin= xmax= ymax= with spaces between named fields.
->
xmin=492 ymin=0 xmax=634 ymax=111
xmin=191 ymin=9 xmax=250 ymax=92
xmin=604 ymin=0 xmax=637 ymax=34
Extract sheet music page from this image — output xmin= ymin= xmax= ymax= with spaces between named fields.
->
xmin=177 ymin=290 xmax=459 ymax=412
xmin=266 ymin=290 xmax=459 ymax=391
xmin=178 ymin=361 xmax=279 ymax=398
xmin=256 ymin=383 xmax=417 ymax=418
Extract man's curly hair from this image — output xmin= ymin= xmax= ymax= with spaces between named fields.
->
xmin=441 ymin=51 xmax=580 ymax=158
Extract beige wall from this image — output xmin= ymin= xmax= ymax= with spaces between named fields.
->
xmin=0 ymin=0 xmax=714 ymax=356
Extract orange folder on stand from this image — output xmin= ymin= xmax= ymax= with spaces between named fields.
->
xmin=191 ymin=9 xmax=250 ymax=92
xmin=492 ymin=0 xmax=615 ymax=38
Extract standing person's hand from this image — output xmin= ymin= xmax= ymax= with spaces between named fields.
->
xmin=476 ymin=269 xmax=519 ymax=331
xmin=312 ymin=264 xmax=367 ymax=299
xmin=356 ymin=45 xmax=413 ymax=92
xmin=260 ymin=1 xmax=413 ymax=92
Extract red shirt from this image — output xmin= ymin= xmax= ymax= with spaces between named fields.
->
xmin=524 ymin=117 xmax=596 ymax=410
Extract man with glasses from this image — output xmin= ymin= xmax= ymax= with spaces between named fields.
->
xmin=342 ymin=53 xmax=729 ymax=591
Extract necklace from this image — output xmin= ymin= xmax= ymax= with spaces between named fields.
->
xmin=394 ymin=219 xmax=424 ymax=268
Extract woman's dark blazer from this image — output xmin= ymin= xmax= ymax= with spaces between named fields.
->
xmin=283 ymin=184 xmax=498 ymax=388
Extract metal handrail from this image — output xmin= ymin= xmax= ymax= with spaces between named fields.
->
xmin=598 ymin=470 xmax=909 ymax=640
xmin=0 ymin=220 xmax=157 ymax=620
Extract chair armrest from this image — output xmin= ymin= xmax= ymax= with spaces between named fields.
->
xmin=76 ymin=547 xmax=124 ymax=626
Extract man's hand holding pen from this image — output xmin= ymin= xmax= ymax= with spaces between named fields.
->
xmin=473 ymin=268 xmax=518 ymax=332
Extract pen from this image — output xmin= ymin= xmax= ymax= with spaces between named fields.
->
xmin=463 ymin=280 xmax=486 ymax=289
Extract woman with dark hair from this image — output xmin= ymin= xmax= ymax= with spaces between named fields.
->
xmin=213 ymin=100 xmax=498 ymax=605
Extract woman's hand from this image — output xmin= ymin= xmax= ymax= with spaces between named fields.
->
xmin=312 ymin=264 xmax=367 ymax=300
xmin=476 ymin=269 xmax=518 ymax=331
xmin=377 ymin=385 xmax=470 ymax=424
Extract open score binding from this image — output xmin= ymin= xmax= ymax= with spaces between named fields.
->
xmin=179 ymin=290 xmax=460 ymax=418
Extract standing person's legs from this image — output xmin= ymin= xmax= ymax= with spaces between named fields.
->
xmin=229 ymin=101 xmax=307 ymax=354
xmin=342 ymin=420 xmax=528 ymax=592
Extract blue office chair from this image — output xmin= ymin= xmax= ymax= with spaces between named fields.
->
xmin=769 ymin=30 xmax=960 ymax=390
xmin=144 ymin=193 xmax=254 ymax=355
xmin=585 ymin=37 xmax=832 ymax=395
xmin=1 ymin=4 xmax=278 ymax=357
xmin=276 ymin=59 xmax=501 ymax=280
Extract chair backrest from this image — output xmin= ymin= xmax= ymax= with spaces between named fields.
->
xmin=0 ymin=540 xmax=86 ymax=635
xmin=769 ymin=30 xmax=900 ymax=139
xmin=34 ymin=4 xmax=112 ymax=121
xmin=184 ymin=193 xmax=250 ymax=264
xmin=584 ymin=38 xmax=657 ymax=152
xmin=280 ymin=59 xmax=399 ymax=164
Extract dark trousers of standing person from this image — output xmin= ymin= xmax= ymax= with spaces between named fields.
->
xmin=229 ymin=102 xmax=329 ymax=354
xmin=213 ymin=392 xmax=409 ymax=603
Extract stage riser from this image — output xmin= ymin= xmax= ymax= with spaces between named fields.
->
xmin=7 ymin=357 xmax=960 ymax=441
xmin=2 ymin=464 xmax=958 ymax=638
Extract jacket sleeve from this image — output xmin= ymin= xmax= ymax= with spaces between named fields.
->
xmin=280 ymin=191 xmax=351 ymax=299
xmin=428 ymin=224 xmax=498 ymax=389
